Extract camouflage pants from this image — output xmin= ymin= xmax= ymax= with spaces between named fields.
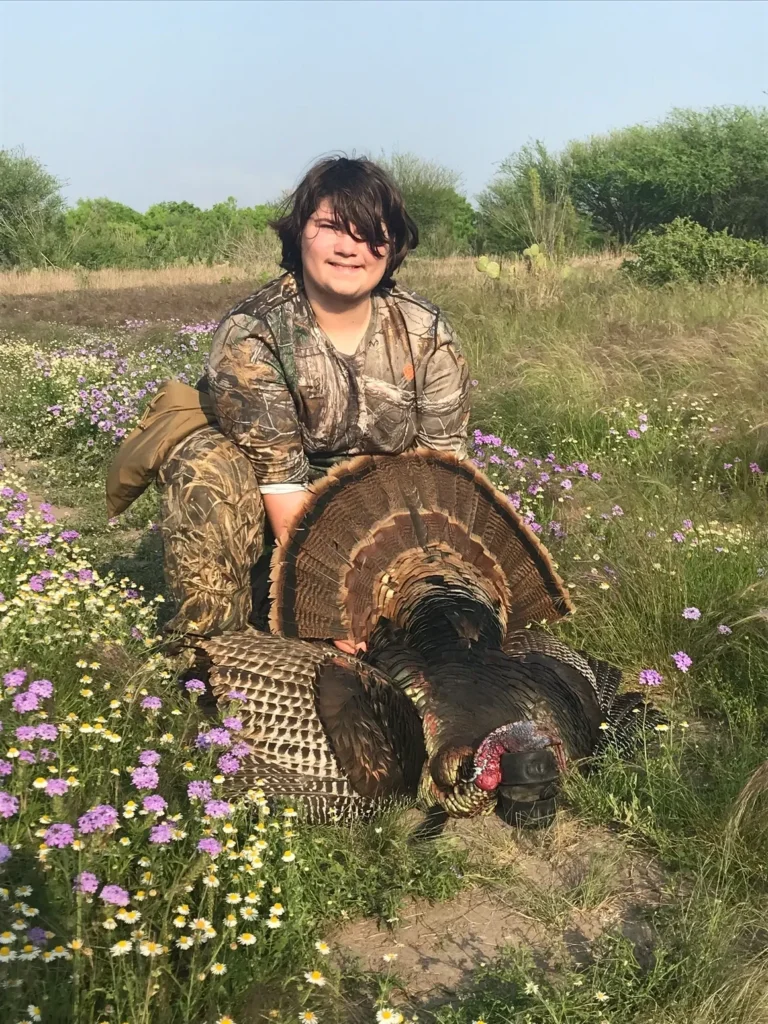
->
xmin=157 ymin=426 xmax=267 ymax=639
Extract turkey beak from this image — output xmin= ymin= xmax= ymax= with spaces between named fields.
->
xmin=496 ymin=747 xmax=561 ymax=829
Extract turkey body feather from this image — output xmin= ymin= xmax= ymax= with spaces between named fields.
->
xmin=197 ymin=451 xmax=663 ymax=824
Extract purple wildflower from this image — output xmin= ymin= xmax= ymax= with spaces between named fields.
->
xmin=197 ymin=837 xmax=222 ymax=856
xmin=750 ymin=463 xmax=763 ymax=474
xmin=77 ymin=568 xmax=94 ymax=583
xmin=38 ymin=748 xmax=54 ymax=762
xmin=612 ymin=505 xmax=624 ymax=517
xmin=682 ymin=519 xmax=693 ymax=531
xmin=187 ymin=780 xmax=212 ymax=801
xmin=141 ymin=696 xmax=162 ymax=711
xmin=638 ymin=669 xmax=664 ymax=687
xmin=227 ymin=689 xmax=249 ymax=701
xmin=209 ymin=727 xmax=232 ymax=747
xmin=0 ymin=791 xmax=19 ymax=818
xmin=27 ymin=926 xmax=47 ymax=945
xmin=3 ymin=668 xmax=27 ymax=688
xmin=672 ymin=531 xmax=685 ymax=543
xmin=138 ymin=749 xmax=161 ymax=767
xmin=204 ymin=799 xmax=231 ymax=819
xmin=185 ymin=678 xmax=206 ymax=693
xmin=143 ymin=794 xmax=167 ymax=813
xmin=195 ymin=728 xmax=231 ymax=750
xmin=0 ymin=843 xmax=11 ymax=864
xmin=0 ymin=761 xmax=12 ymax=776
xmin=149 ymin=823 xmax=174 ymax=844
xmin=35 ymin=723 xmax=58 ymax=741
xmin=60 ymin=530 xmax=80 ymax=542
xmin=682 ymin=607 xmax=702 ymax=621
xmin=100 ymin=884 xmax=130 ymax=907
xmin=74 ymin=871 xmax=100 ymax=894
xmin=717 ymin=623 xmax=733 ymax=635
xmin=28 ymin=575 xmax=45 ymax=592
xmin=16 ymin=725 xmax=38 ymax=742
xmin=560 ymin=478 xmax=572 ymax=491
xmin=231 ymin=742 xmax=251 ymax=758
xmin=13 ymin=691 xmax=39 ymax=713
xmin=29 ymin=679 xmax=53 ymax=698
xmin=217 ymin=753 xmax=241 ymax=775
xmin=78 ymin=804 xmax=118 ymax=833
xmin=131 ymin=766 xmax=159 ymax=791
xmin=46 ymin=779 xmax=69 ymax=797
xmin=44 ymin=823 xmax=75 ymax=848
xmin=672 ymin=651 xmax=693 ymax=673
xmin=223 ymin=716 xmax=243 ymax=731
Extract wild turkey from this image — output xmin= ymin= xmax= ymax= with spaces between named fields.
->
xmin=198 ymin=451 xmax=663 ymax=825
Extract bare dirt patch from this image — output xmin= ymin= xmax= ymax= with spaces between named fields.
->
xmin=0 ymin=280 xmax=257 ymax=328
xmin=331 ymin=815 xmax=665 ymax=1009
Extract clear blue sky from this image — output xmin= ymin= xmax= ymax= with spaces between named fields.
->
xmin=1 ymin=0 xmax=766 ymax=211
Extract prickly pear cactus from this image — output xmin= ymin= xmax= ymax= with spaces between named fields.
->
xmin=475 ymin=256 xmax=501 ymax=279
xmin=523 ymin=243 xmax=549 ymax=272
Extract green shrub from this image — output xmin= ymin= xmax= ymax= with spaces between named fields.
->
xmin=624 ymin=217 xmax=768 ymax=285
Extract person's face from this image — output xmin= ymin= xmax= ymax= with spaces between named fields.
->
xmin=300 ymin=199 xmax=389 ymax=302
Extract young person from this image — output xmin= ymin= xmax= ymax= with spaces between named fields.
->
xmin=156 ymin=156 xmax=471 ymax=653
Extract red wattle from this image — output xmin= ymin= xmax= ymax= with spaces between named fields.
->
xmin=475 ymin=767 xmax=501 ymax=791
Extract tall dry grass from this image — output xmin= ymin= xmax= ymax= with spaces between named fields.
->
xmin=0 ymin=262 xmax=257 ymax=295
xmin=0 ymin=252 xmax=623 ymax=296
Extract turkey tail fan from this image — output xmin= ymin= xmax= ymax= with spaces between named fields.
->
xmin=269 ymin=450 xmax=573 ymax=647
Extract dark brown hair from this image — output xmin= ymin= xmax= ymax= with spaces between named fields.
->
xmin=271 ymin=156 xmax=419 ymax=287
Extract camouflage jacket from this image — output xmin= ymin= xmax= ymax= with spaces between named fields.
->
xmin=206 ymin=273 xmax=470 ymax=489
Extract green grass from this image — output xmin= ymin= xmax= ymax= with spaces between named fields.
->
xmin=2 ymin=261 xmax=768 ymax=1022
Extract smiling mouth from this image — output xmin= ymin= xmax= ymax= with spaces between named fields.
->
xmin=328 ymin=262 xmax=362 ymax=271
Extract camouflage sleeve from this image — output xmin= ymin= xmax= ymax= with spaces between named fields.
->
xmin=206 ymin=313 xmax=310 ymax=486
xmin=414 ymin=315 xmax=470 ymax=460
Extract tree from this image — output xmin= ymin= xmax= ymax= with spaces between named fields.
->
xmin=381 ymin=153 xmax=475 ymax=255
xmin=563 ymin=127 xmax=681 ymax=245
xmin=476 ymin=142 xmax=593 ymax=255
xmin=563 ymin=106 xmax=768 ymax=244
xmin=64 ymin=198 xmax=149 ymax=268
xmin=659 ymin=106 xmax=768 ymax=239
xmin=0 ymin=148 xmax=66 ymax=266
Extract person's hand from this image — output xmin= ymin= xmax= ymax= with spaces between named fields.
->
xmin=333 ymin=639 xmax=367 ymax=656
